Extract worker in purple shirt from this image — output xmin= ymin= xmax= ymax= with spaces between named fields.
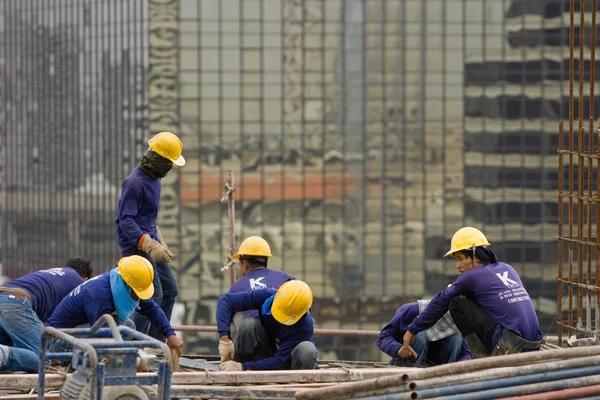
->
xmin=47 ymin=256 xmax=183 ymax=358
xmin=0 ymin=257 xmax=92 ymax=372
xmin=115 ymin=131 xmax=185 ymax=341
xmin=401 ymin=227 xmax=544 ymax=359
xmin=217 ymin=280 xmax=318 ymax=371
xmin=377 ymin=301 xmax=472 ymax=366
xmin=226 ymin=236 xmax=294 ymax=343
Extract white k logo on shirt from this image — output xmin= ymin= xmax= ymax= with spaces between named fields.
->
xmin=250 ymin=277 xmax=267 ymax=290
xmin=496 ymin=271 xmax=519 ymax=288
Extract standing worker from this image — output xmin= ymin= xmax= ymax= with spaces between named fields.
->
xmin=401 ymin=227 xmax=544 ymax=358
xmin=47 ymin=255 xmax=183 ymax=358
xmin=0 ymin=258 xmax=92 ymax=372
xmin=227 ymin=236 xmax=294 ymax=340
xmin=115 ymin=131 xmax=185 ymax=340
xmin=217 ymin=280 xmax=318 ymax=371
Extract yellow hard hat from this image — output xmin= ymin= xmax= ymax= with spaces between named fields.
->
xmin=148 ymin=132 xmax=185 ymax=166
xmin=117 ymin=255 xmax=155 ymax=300
xmin=232 ymin=236 xmax=273 ymax=259
xmin=271 ymin=280 xmax=313 ymax=326
xmin=444 ymin=227 xmax=491 ymax=257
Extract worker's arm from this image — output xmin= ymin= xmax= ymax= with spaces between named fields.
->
xmin=407 ymin=278 xmax=469 ymax=335
xmin=116 ymin=178 xmax=145 ymax=246
xmin=139 ymin=299 xmax=176 ymax=338
xmin=459 ymin=336 xmax=474 ymax=361
xmin=216 ymin=289 xmax=277 ymax=337
xmin=376 ymin=304 xmax=416 ymax=358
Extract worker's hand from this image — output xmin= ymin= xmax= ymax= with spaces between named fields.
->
xmin=139 ymin=233 xmax=172 ymax=263
xmin=218 ymin=337 xmax=234 ymax=362
xmin=219 ymin=361 xmax=243 ymax=372
xmin=403 ymin=330 xmax=416 ymax=347
xmin=137 ymin=358 xmax=150 ymax=373
xmin=167 ymin=335 xmax=183 ymax=357
xmin=398 ymin=345 xmax=418 ymax=359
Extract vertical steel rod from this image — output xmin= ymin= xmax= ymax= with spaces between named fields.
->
xmin=577 ymin=0 xmax=586 ymax=328
xmin=568 ymin=0 xmax=576 ymax=337
xmin=558 ymin=119 xmax=564 ymax=344
xmin=588 ymin=0 xmax=597 ymax=333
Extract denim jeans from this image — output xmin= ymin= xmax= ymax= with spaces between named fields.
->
xmin=130 ymin=251 xmax=179 ymax=341
xmin=0 ymin=293 xmax=44 ymax=372
xmin=391 ymin=331 xmax=463 ymax=367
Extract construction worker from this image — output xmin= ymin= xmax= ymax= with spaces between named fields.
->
xmin=217 ymin=280 xmax=318 ymax=371
xmin=47 ymin=255 xmax=183 ymax=358
xmin=377 ymin=300 xmax=472 ymax=366
xmin=115 ymin=131 xmax=185 ymax=341
xmin=0 ymin=258 xmax=92 ymax=372
xmin=228 ymin=236 xmax=294 ymax=337
xmin=401 ymin=227 xmax=544 ymax=359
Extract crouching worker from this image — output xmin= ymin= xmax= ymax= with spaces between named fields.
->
xmin=47 ymin=255 xmax=183 ymax=360
xmin=217 ymin=280 xmax=318 ymax=371
xmin=402 ymin=227 xmax=544 ymax=359
xmin=377 ymin=300 xmax=472 ymax=367
xmin=0 ymin=259 xmax=91 ymax=372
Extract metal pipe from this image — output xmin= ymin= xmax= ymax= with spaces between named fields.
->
xmin=295 ymin=346 xmax=600 ymax=400
xmin=172 ymin=325 xmax=381 ymax=337
xmin=88 ymin=314 xmax=123 ymax=342
xmin=423 ymin=374 xmax=600 ymax=400
xmin=414 ymin=355 xmax=600 ymax=390
xmin=415 ymin=364 xmax=600 ymax=399
xmin=498 ymin=384 xmax=600 ymax=400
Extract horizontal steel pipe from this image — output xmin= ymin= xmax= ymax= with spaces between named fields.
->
xmin=498 ymin=383 xmax=600 ymax=400
xmin=416 ymin=364 xmax=600 ymax=399
xmin=414 ymin=355 xmax=600 ymax=390
xmin=295 ymin=346 xmax=600 ymax=400
xmin=424 ymin=374 xmax=600 ymax=400
xmin=172 ymin=325 xmax=380 ymax=337
xmin=350 ymin=356 xmax=600 ymax=399
xmin=170 ymin=384 xmax=298 ymax=399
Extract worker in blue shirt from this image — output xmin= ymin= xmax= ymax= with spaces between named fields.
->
xmin=115 ymin=131 xmax=185 ymax=341
xmin=0 ymin=258 xmax=92 ymax=372
xmin=226 ymin=236 xmax=294 ymax=346
xmin=47 ymin=255 xmax=183 ymax=357
xmin=217 ymin=280 xmax=318 ymax=371
xmin=401 ymin=227 xmax=544 ymax=359
xmin=377 ymin=301 xmax=472 ymax=366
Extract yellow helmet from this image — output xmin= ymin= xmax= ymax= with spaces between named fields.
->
xmin=117 ymin=256 xmax=155 ymax=300
xmin=271 ymin=280 xmax=313 ymax=326
xmin=148 ymin=132 xmax=185 ymax=166
xmin=444 ymin=227 xmax=491 ymax=257
xmin=232 ymin=236 xmax=273 ymax=259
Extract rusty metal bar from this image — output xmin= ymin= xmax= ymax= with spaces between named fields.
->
xmin=568 ymin=0 xmax=576 ymax=339
xmin=172 ymin=325 xmax=380 ymax=337
xmin=220 ymin=170 xmax=237 ymax=285
xmin=558 ymin=119 xmax=564 ymax=345
xmin=597 ymin=119 xmax=600 ymax=333
xmin=498 ymin=384 xmax=600 ymax=400
xmin=577 ymin=0 xmax=585 ymax=327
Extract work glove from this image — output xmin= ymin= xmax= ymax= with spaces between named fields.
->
xmin=218 ymin=338 xmax=234 ymax=362
xmin=139 ymin=233 xmax=173 ymax=263
xmin=167 ymin=335 xmax=184 ymax=357
xmin=219 ymin=361 xmax=243 ymax=372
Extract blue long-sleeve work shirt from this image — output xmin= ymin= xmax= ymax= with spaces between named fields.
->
xmin=407 ymin=262 xmax=544 ymax=348
xmin=48 ymin=272 xmax=175 ymax=338
xmin=377 ymin=302 xmax=472 ymax=362
xmin=115 ymin=167 xmax=161 ymax=256
xmin=217 ymin=289 xmax=315 ymax=371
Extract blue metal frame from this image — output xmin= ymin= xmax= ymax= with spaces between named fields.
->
xmin=37 ymin=314 xmax=172 ymax=400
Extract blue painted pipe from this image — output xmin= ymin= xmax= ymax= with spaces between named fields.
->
xmin=416 ymin=364 xmax=600 ymax=399
xmin=422 ymin=371 xmax=600 ymax=400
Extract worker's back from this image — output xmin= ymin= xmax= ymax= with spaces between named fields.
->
xmin=229 ymin=268 xmax=294 ymax=318
xmin=4 ymin=267 xmax=84 ymax=323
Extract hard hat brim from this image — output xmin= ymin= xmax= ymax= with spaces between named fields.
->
xmin=271 ymin=302 xmax=303 ymax=326
xmin=232 ymin=253 xmax=241 ymax=259
xmin=133 ymin=282 xmax=155 ymax=300
xmin=173 ymin=155 xmax=186 ymax=166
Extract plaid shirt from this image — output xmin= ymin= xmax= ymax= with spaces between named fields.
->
xmin=417 ymin=299 xmax=459 ymax=342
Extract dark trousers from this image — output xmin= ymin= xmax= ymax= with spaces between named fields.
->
xmin=233 ymin=318 xmax=319 ymax=369
xmin=130 ymin=251 xmax=179 ymax=341
xmin=449 ymin=296 xmax=497 ymax=354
